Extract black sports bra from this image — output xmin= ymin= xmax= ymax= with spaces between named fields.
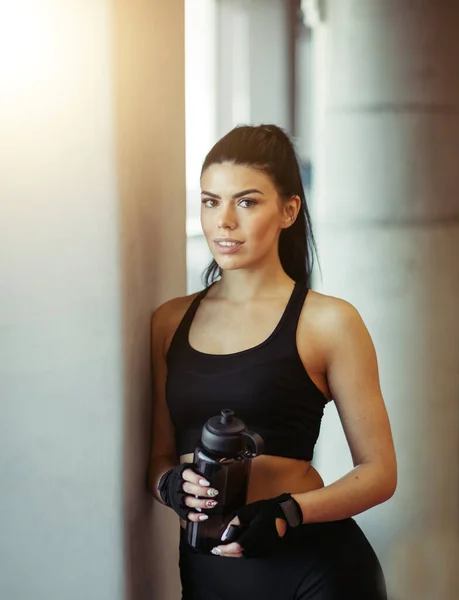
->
xmin=165 ymin=281 xmax=327 ymax=461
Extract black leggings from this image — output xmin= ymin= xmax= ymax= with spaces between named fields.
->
xmin=179 ymin=518 xmax=387 ymax=600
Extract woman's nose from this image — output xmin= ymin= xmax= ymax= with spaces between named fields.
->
xmin=218 ymin=204 xmax=237 ymax=229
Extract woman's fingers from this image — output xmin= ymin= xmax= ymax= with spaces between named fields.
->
xmin=181 ymin=468 xmax=219 ymax=521
xmin=181 ymin=469 xmax=219 ymax=498
xmin=215 ymin=518 xmax=243 ymax=556
xmin=181 ymin=468 xmax=210 ymax=488
xmin=211 ymin=542 xmax=243 ymax=557
xmin=182 ymin=479 xmax=219 ymax=498
xmin=221 ymin=516 xmax=241 ymax=541
xmin=184 ymin=494 xmax=218 ymax=510
xmin=187 ymin=510 xmax=210 ymax=522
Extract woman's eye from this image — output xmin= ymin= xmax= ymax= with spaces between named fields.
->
xmin=201 ymin=198 xmax=218 ymax=208
xmin=239 ymin=198 xmax=257 ymax=208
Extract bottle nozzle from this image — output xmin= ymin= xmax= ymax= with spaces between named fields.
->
xmin=220 ymin=409 xmax=234 ymax=424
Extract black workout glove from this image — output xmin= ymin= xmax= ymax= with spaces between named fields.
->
xmin=157 ymin=462 xmax=194 ymax=520
xmin=221 ymin=493 xmax=303 ymax=558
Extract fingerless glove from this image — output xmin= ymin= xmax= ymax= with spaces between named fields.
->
xmin=222 ymin=493 xmax=303 ymax=557
xmin=157 ymin=462 xmax=194 ymax=520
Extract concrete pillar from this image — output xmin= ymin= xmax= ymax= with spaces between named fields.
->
xmin=310 ymin=2 xmax=459 ymax=598
xmin=216 ymin=0 xmax=290 ymax=137
xmin=0 ymin=1 xmax=185 ymax=599
xmin=247 ymin=0 xmax=290 ymax=128
xmin=114 ymin=2 xmax=186 ymax=599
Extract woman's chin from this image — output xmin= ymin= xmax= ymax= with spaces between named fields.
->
xmin=214 ymin=255 xmax=248 ymax=271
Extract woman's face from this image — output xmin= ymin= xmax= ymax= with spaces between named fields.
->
xmin=200 ymin=162 xmax=295 ymax=273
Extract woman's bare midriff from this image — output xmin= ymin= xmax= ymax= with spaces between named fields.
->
xmin=179 ymin=452 xmax=325 ymax=529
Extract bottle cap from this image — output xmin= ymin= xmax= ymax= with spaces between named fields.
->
xmin=200 ymin=409 xmax=264 ymax=457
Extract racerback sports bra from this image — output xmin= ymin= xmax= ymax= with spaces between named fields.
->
xmin=165 ymin=281 xmax=328 ymax=462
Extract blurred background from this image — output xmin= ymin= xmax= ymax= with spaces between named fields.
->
xmin=1 ymin=1 xmax=458 ymax=599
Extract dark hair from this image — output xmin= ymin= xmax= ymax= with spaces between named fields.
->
xmin=200 ymin=124 xmax=318 ymax=288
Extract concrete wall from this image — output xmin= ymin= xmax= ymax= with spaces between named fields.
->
xmin=310 ymin=2 xmax=459 ymax=598
xmin=216 ymin=0 xmax=290 ymax=137
xmin=0 ymin=1 xmax=186 ymax=599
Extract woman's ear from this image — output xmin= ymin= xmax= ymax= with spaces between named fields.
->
xmin=282 ymin=195 xmax=301 ymax=229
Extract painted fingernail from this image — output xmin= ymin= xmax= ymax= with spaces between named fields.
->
xmin=206 ymin=500 xmax=217 ymax=508
xmin=198 ymin=514 xmax=208 ymax=521
xmin=211 ymin=547 xmax=222 ymax=555
xmin=207 ymin=488 xmax=219 ymax=497
xmin=199 ymin=479 xmax=210 ymax=486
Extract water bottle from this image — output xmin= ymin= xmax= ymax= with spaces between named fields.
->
xmin=186 ymin=409 xmax=264 ymax=553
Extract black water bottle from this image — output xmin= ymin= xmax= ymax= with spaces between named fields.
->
xmin=186 ymin=409 xmax=264 ymax=553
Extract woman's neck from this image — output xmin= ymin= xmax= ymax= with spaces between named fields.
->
xmin=212 ymin=270 xmax=294 ymax=303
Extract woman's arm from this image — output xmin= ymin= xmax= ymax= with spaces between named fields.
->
xmin=292 ymin=298 xmax=397 ymax=523
xmin=146 ymin=302 xmax=180 ymax=504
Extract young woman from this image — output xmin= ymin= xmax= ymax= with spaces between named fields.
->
xmin=147 ymin=124 xmax=397 ymax=599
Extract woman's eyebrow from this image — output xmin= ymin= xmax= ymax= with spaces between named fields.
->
xmin=201 ymin=188 xmax=264 ymax=199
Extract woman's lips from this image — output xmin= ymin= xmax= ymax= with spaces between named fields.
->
xmin=213 ymin=241 xmax=245 ymax=255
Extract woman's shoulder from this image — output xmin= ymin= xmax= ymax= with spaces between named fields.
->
xmin=151 ymin=290 xmax=203 ymax=353
xmin=302 ymin=289 xmax=366 ymax=340
xmin=306 ymin=288 xmax=360 ymax=318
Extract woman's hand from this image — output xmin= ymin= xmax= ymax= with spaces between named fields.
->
xmin=210 ymin=493 xmax=301 ymax=558
xmin=181 ymin=467 xmax=220 ymax=521
xmin=157 ymin=463 xmax=219 ymax=520
xmin=210 ymin=515 xmax=287 ymax=558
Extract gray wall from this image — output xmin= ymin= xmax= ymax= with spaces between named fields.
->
xmin=0 ymin=1 xmax=186 ymax=599
xmin=310 ymin=2 xmax=459 ymax=598
xmin=216 ymin=0 xmax=290 ymax=137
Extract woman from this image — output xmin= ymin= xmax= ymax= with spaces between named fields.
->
xmin=147 ymin=124 xmax=397 ymax=599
